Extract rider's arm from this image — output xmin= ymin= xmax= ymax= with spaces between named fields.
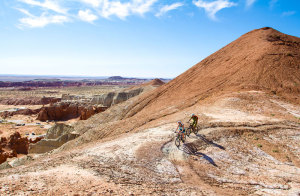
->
xmin=175 ymin=125 xmax=179 ymax=133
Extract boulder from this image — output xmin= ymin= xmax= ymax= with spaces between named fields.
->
xmin=0 ymin=161 xmax=12 ymax=170
xmin=8 ymin=132 xmax=29 ymax=154
xmin=29 ymin=124 xmax=79 ymax=154
xmin=0 ymin=132 xmax=37 ymax=164
xmin=9 ymin=155 xmax=34 ymax=167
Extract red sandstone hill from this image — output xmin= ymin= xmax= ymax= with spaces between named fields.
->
xmin=62 ymin=27 xmax=300 ymax=148
xmin=125 ymin=27 xmax=300 ymax=119
xmin=140 ymin=78 xmax=165 ymax=87
xmin=149 ymin=27 xmax=300 ymax=107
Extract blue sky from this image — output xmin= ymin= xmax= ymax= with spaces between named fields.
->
xmin=0 ymin=0 xmax=299 ymax=78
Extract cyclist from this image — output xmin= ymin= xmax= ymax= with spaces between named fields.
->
xmin=188 ymin=113 xmax=198 ymax=132
xmin=175 ymin=121 xmax=186 ymax=140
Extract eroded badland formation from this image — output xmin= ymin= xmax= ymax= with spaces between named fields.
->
xmin=0 ymin=27 xmax=299 ymax=195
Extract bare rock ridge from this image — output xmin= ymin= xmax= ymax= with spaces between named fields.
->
xmin=61 ymin=27 xmax=300 ymax=148
xmin=29 ymin=124 xmax=79 ymax=154
xmin=90 ymin=88 xmax=144 ymax=106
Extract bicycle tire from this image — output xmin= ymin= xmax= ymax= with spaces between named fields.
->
xmin=194 ymin=126 xmax=199 ymax=135
xmin=181 ymin=133 xmax=186 ymax=143
xmin=186 ymin=128 xmax=191 ymax=137
xmin=175 ymin=135 xmax=181 ymax=147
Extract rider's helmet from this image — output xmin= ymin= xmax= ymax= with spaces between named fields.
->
xmin=177 ymin=121 xmax=182 ymax=125
xmin=191 ymin=113 xmax=195 ymax=117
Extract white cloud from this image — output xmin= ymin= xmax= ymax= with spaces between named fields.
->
xmin=131 ymin=0 xmax=158 ymax=15
xmin=282 ymin=11 xmax=296 ymax=17
xmin=100 ymin=1 xmax=131 ymax=19
xmin=17 ymin=0 xmax=159 ymax=27
xmin=16 ymin=0 xmax=238 ymax=28
xmin=98 ymin=0 xmax=158 ymax=19
xmin=246 ymin=0 xmax=256 ymax=8
xmin=18 ymin=11 xmax=69 ymax=28
xmin=16 ymin=8 xmax=34 ymax=17
xmin=193 ymin=0 xmax=237 ymax=20
xmin=155 ymin=2 xmax=183 ymax=17
xmin=19 ymin=0 xmax=67 ymax=14
xmin=80 ymin=0 xmax=102 ymax=8
xmin=78 ymin=9 xmax=98 ymax=22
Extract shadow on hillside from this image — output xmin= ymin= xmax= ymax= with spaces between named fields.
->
xmin=182 ymin=143 xmax=218 ymax=167
xmin=196 ymin=134 xmax=225 ymax=150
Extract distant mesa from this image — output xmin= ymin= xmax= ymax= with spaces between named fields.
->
xmin=108 ymin=76 xmax=126 ymax=80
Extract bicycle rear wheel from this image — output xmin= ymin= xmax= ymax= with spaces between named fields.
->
xmin=181 ymin=133 xmax=186 ymax=143
xmin=194 ymin=126 xmax=199 ymax=135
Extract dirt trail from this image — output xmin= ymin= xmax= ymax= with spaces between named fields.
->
xmin=0 ymin=118 xmax=299 ymax=195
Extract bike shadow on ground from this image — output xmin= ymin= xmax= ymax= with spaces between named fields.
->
xmin=195 ymin=134 xmax=226 ymax=150
xmin=182 ymin=143 xmax=218 ymax=167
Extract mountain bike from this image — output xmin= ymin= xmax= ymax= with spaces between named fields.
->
xmin=175 ymin=130 xmax=186 ymax=147
xmin=187 ymin=123 xmax=199 ymax=136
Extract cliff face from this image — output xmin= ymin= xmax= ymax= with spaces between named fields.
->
xmin=91 ymin=88 xmax=144 ymax=106
xmin=36 ymin=103 xmax=107 ymax=121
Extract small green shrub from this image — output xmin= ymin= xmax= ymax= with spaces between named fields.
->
xmin=272 ymin=149 xmax=279 ymax=153
xmin=257 ymin=144 xmax=262 ymax=148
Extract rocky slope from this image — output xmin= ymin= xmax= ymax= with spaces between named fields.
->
xmin=0 ymin=27 xmax=299 ymax=195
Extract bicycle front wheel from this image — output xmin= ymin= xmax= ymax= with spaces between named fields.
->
xmin=186 ymin=128 xmax=191 ymax=137
xmin=175 ymin=135 xmax=181 ymax=147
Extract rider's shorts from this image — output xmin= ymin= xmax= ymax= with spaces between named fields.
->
xmin=179 ymin=127 xmax=185 ymax=133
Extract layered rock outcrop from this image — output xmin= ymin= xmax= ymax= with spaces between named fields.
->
xmin=0 ymin=97 xmax=61 ymax=105
xmin=29 ymin=124 xmax=79 ymax=154
xmin=90 ymin=88 xmax=144 ymax=106
xmin=37 ymin=102 xmax=107 ymax=121
xmin=0 ymin=108 xmax=41 ymax=118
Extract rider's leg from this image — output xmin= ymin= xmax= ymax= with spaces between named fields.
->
xmin=192 ymin=121 xmax=196 ymax=131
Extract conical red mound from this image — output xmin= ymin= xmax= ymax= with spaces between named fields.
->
xmin=149 ymin=27 xmax=300 ymax=108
